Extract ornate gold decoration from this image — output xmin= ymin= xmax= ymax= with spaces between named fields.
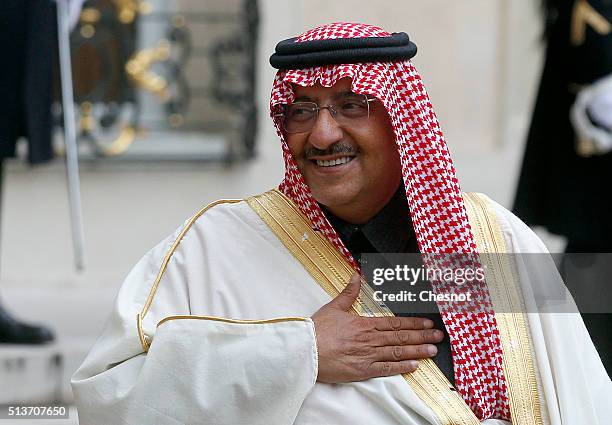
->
xmin=79 ymin=8 xmax=101 ymax=24
xmin=79 ymin=101 xmax=138 ymax=156
xmin=79 ymin=102 xmax=96 ymax=132
xmin=114 ymin=0 xmax=151 ymax=24
xmin=100 ymin=126 xmax=137 ymax=157
xmin=125 ymin=40 xmax=171 ymax=101
xmin=80 ymin=24 xmax=96 ymax=39
xmin=571 ymin=0 xmax=611 ymax=46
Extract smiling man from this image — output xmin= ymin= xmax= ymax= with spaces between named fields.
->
xmin=284 ymin=79 xmax=401 ymax=224
xmin=72 ymin=23 xmax=611 ymax=425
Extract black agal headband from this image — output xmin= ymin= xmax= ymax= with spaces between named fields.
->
xmin=269 ymin=32 xmax=417 ymax=70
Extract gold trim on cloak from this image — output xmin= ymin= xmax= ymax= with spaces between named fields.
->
xmin=248 ymin=189 xmax=544 ymax=425
xmin=136 ymin=197 xmax=312 ymax=352
xmin=136 ymin=198 xmax=242 ymax=352
xmin=463 ymin=193 xmax=544 ymax=425
xmin=157 ymin=315 xmax=310 ymax=327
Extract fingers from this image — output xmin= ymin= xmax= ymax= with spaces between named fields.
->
xmin=370 ymin=316 xmax=434 ymax=331
xmin=375 ymin=344 xmax=438 ymax=362
xmin=328 ymin=272 xmax=362 ymax=311
xmin=373 ymin=328 xmax=444 ymax=347
xmin=368 ymin=360 xmax=419 ymax=378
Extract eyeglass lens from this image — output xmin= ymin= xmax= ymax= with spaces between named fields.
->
xmin=283 ymin=95 xmax=372 ymax=133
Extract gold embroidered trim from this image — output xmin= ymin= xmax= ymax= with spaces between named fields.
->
xmin=157 ymin=315 xmax=309 ymax=327
xmin=463 ymin=193 xmax=543 ymax=425
xmin=137 ymin=198 xmax=242 ymax=352
xmin=133 ymin=189 xmax=542 ymax=424
xmin=247 ymin=189 xmax=480 ymax=425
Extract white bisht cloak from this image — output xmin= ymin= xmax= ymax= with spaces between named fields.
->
xmin=72 ymin=194 xmax=612 ymax=425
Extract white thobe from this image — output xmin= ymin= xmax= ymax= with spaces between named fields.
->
xmin=72 ymin=194 xmax=612 ymax=424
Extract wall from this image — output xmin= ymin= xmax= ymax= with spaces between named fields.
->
xmin=259 ymin=0 xmax=544 ymax=152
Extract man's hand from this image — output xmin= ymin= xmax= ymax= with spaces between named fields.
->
xmin=312 ymin=273 xmax=444 ymax=384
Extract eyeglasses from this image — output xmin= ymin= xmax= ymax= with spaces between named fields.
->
xmin=275 ymin=95 xmax=377 ymax=134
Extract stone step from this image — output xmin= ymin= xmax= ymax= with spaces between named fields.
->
xmin=0 ymin=339 xmax=94 ymax=405
xmin=0 ymin=287 xmax=116 ymax=405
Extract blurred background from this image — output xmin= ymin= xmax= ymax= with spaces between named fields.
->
xmin=2 ymin=0 xmax=610 ymax=423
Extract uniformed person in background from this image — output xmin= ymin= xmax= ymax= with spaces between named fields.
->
xmin=0 ymin=0 xmax=56 ymax=344
xmin=514 ymin=0 xmax=612 ymax=375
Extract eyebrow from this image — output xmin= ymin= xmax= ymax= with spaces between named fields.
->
xmin=293 ymin=90 xmax=361 ymax=103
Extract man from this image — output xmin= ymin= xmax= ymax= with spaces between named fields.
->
xmin=72 ymin=23 xmax=611 ymax=424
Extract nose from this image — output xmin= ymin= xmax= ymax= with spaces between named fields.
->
xmin=307 ymin=108 xmax=343 ymax=150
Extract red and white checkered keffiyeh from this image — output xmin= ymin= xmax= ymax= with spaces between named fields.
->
xmin=270 ymin=22 xmax=510 ymax=421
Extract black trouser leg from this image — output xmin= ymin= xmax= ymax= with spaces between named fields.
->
xmin=0 ymin=159 xmax=54 ymax=344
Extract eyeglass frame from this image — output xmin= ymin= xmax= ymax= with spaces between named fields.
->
xmin=274 ymin=94 xmax=378 ymax=134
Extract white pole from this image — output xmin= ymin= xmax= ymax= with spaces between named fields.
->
xmin=56 ymin=0 xmax=86 ymax=271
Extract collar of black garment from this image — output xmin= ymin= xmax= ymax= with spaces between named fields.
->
xmin=322 ymin=183 xmax=418 ymax=255
xmin=323 ymin=184 xmax=453 ymax=385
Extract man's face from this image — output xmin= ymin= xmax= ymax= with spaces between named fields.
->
xmin=285 ymin=78 xmax=402 ymax=224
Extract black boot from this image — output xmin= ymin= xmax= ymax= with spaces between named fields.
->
xmin=0 ymin=303 xmax=54 ymax=344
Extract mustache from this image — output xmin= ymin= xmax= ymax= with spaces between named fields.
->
xmin=304 ymin=143 xmax=359 ymax=159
